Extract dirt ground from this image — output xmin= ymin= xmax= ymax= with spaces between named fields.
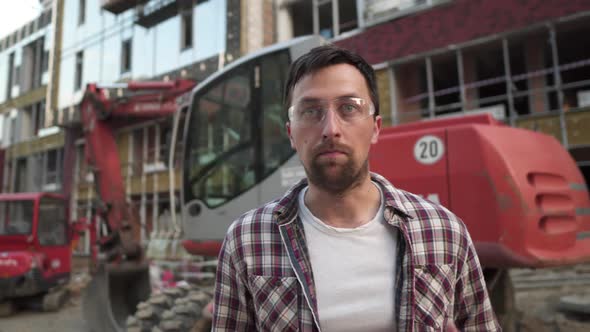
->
xmin=512 ymin=263 xmax=590 ymax=332
xmin=1 ymin=262 xmax=589 ymax=331
xmin=0 ymin=273 xmax=90 ymax=332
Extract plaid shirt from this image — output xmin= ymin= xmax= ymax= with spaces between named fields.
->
xmin=213 ymin=173 xmax=500 ymax=331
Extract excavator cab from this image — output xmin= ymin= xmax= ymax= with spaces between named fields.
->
xmin=0 ymin=193 xmax=71 ymax=315
xmin=180 ymin=35 xmax=323 ymax=248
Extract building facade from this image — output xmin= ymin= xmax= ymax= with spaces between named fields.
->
xmin=329 ymin=0 xmax=590 ymax=180
xmin=0 ymin=1 xmax=62 ymax=194
xmin=2 ymin=0 xmax=589 ymax=252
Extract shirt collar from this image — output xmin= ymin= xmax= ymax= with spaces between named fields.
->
xmin=273 ymin=172 xmax=413 ymax=225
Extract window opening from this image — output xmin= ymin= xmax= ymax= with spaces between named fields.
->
xmin=121 ymin=39 xmax=132 ymax=73
xmin=79 ymin=0 xmax=86 ymax=25
xmin=75 ymin=51 xmax=84 ymax=91
xmin=0 ymin=201 xmax=34 ymax=235
xmin=181 ymin=10 xmax=193 ymax=50
xmin=38 ymin=198 xmax=67 ymax=246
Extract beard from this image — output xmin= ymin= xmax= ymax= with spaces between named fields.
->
xmin=304 ymin=148 xmax=369 ymax=195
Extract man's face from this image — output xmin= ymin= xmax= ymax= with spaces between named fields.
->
xmin=286 ymin=64 xmax=382 ymax=194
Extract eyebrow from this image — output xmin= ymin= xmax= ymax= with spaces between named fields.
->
xmin=296 ymin=94 xmax=361 ymax=103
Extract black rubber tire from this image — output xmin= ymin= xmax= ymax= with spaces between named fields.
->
xmin=126 ymin=285 xmax=212 ymax=332
xmin=485 ymin=268 xmax=520 ymax=332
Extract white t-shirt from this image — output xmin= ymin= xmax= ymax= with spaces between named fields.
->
xmin=298 ymin=184 xmax=398 ymax=332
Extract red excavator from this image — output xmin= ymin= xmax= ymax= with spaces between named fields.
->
xmin=0 ymin=193 xmax=77 ymax=316
xmin=65 ymin=36 xmax=590 ymax=331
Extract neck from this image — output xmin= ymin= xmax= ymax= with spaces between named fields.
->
xmin=304 ymin=174 xmax=381 ymax=228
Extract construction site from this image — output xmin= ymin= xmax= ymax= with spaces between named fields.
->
xmin=1 ymin=0 xmax=590 ymax=331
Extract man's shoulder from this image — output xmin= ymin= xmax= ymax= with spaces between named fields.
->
xmin=390 ymin=187 xmax=473 ymax=264
xmin=396 ymin=189 xmax=464 ymax=233
xmin=372 ymin=172 xmax=465 ymax=234
xmin=225 ymin=199 xmax=282 ymax=240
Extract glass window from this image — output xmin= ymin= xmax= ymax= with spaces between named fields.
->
xmin=45 ymin=149 xmax=60 ymax=185
xmin=121 ymin=38 xmax=132 ymax=73
xmin=33 ymin=100 xmax=45 ymax=135
xmin=15 ymin=158 xmax=28 ymax=192
xmin=75 ymin=51 xmax=83 ymax=91
xmin=0 ymin=200 xmax=34 ymax=235
xmin=181 ymin=10 xmax=193 ymax=50
xmin=186 ymin=65 xmax=254 ymax=208
xmin=314 ymin=0 xmax=358 ymax=38
xmin=78 ymin=0 xmax=86 ymax=26
xmin=13 ymin=65 xmax=20 ymax=89
xmin=42 ymin=50 xmax=49 ymax=73
xmin=6 ymin=52 xmax=14 ymax=99
xmin=38 ymin=198 xmax=67 ymax=246
xmin=184 ymin=50 xmax=293 ymax=208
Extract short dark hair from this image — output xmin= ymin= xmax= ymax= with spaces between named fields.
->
xmin=283 ymin=44 xmax=379 ymax=118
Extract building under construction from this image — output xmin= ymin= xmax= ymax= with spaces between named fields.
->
xmin=0 ymin=0 xmax=589 ymax=254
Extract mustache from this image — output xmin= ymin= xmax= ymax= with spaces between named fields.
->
xmin=313 ymin=141 xmax=352 ymax=157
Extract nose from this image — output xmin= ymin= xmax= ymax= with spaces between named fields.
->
xmin=321 ymin=108 xmax=342 ymax=139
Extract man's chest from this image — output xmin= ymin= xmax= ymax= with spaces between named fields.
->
xmin=303 ymin=222 xmax=398 ymax=331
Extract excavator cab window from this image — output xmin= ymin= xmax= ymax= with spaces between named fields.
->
xmin=261 ymin=51 xmax=292 ymax=176
xmin=37 ymin=197 xmax=68 ymax=246
xmin=0 ymin=200 xmax=34 ymax=235
xmin=184 ymin=50 xmax=292 ymax=208
xmin=186 ymin=65 xmax=255 ymax=208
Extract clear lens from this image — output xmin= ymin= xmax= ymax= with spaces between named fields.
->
xmin=289 ymin=97 xmax=374 ymax=126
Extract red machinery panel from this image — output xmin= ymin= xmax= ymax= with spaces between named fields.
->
xmin=448 ymin=124 xmax=590 ymax=267
xmin=371 ymin=114 xmax=590 ymax=268
xmin=371 ymin=126 xmax=450 ymax=208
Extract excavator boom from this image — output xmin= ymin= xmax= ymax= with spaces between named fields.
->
xmin=74 ymin=79 xmax=195 ymax=331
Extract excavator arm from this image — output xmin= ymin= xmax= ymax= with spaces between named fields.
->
xmin=76 ymin=80 xmax=195 ymax=332
xmin=78 ymin=80 xmax=195 ymax=263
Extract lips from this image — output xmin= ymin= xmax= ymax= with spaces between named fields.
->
xmin=314 ymin=143 xmax=350 ymax=159
xmin=318 ymin=150 xmax=346 ymax=157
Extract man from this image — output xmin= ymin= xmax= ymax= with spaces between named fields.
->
xmin=212 ymin=44 xmax=500 ymax=331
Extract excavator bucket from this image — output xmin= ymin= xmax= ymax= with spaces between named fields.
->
xmin=83 ymin=263 xmax=151 ymax=332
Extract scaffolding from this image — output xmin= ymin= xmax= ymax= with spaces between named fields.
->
xmin=376 ymin=19 xmax=590 ymax=153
